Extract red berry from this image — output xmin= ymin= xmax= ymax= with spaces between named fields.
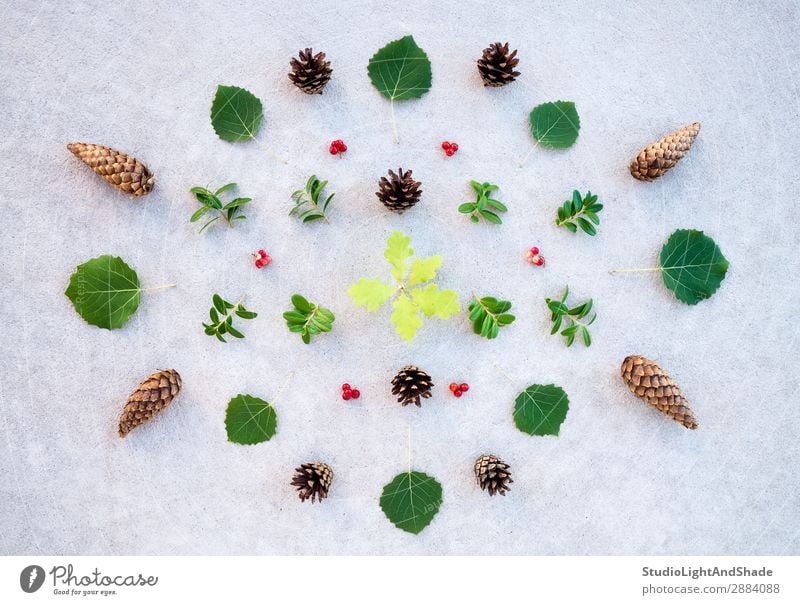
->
xmin=449 ymin=383 xmax=458 ymax=392
xmin=351 ymin=389 xmax=360 ymax=399
xmin=342 ymin=383 xmax=351 ymax=391
xmin=450 ymin=143 xmax=459 ymax=152
xmin=530 ymin=246 xmax=539 ymax=255
xmin=258 ymin=249 xmax=266 ymax=257
xmin=453 ymin=389 xmax=462 ymax=398
xmin=329 ymin=145 xmax=338 ymax=155
xmin=263 ymin=255 xmax=272 ymax=264
xmin=342 ymin=390 xmax=352 ymax=401
xmin=445 ymin=148 xmax=455 ymax=157
xmin=441 ymin=141 xmax=451 ymax=150
xmin=535 ymin=256 xmax=544 ymax=266
xmin=336 ymin=140 xmax=347 ymax=151
xmin=255 ymin=258 xmax=265 ymax=268
xmin=459 ymin=383 xmax=469 ymax=392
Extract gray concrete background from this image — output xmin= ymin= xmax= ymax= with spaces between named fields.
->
xmin=1 ymin=0 xmax=798 ymax=555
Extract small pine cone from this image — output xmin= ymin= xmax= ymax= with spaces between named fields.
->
xmin=376 ymin=168 xmax=422 ymax=214
xmin=67 ymin=142 xmax=154 ymax=197
xmin=477 ymin=42 xmax=520 ymax=87
xmin=620 ymin=356 xmax=697 ymax=429
xmin=629 ymin=122 xmax=701 ymax=181
xmin=118 ymin=369 xmax=182 ymax=437
xmin=391 ymin=365 xmax=433 ymax=408
xmin=474 ymin=454 xmax=513 ymax=496
xmin=291 ymin=462 xmax=333 ymax=503
xmin=288 ymin=48 xmax=332 ymax=94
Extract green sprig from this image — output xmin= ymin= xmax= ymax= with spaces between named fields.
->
xmin=190 ymin=183 xmax=251 ymax=233
xmin=283 ymin=294 xmax=335 ymax=344
xmin=290 ymin=175 xmax=335 ymax=223
xmin=468 ymin=295 xmax=516 ymax=339
xmin=202 ymin=294 xmax=257 ymax=343
xmin=545 ymin=285 xmax=596 ymax=347
xmin=458 ymin=180 xmax=507 ymax=224
xmin=555 ymin=190 xmax=602 ymax=235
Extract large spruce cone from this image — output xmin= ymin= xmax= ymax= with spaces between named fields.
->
xmin=291 ymin=462 xmax=333 ymax=503
xmin=376 ymin=168 xmax=422 ymax=214
xmin=620 ymin=356 xmax=697 ymax=429
xmin=629 ymin=122 xmax=701 ymax=181
xmin=288 ymin=48 xmax=332 ymax=94
xmin=391 ymin=365 xmax=433 ymax=408
xmin=474 ymin=454 xmax=513 ymax=496
xmin=67 ymin=142 xmax=154 ymax=197
xmin=118 ymin=369 xmax=182 ymax=437
xmin=477 ymin=42 xmax=520 ymax=87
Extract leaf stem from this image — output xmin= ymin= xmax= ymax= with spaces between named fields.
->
xmin=493 ymin=364 xmax=525 ymax=391
xmin=390 ymin=100 xmax=399 ymax=143
xmin=608 ymin=267 xmax=662 ymax=274
xmin=271 ymin=370 xmax=295 ymax=406
xmin=141 ymin=283 xmax=176 ymax=293
xmin=253 ymin=137 xmax=288 ymax=164
xmin=518 ymin=140 xmax=539 ymax=168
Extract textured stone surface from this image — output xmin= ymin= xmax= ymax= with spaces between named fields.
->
xmin=1 ymin=0 xmax=798 ymax=555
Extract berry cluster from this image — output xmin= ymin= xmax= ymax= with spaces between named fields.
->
xmin=449 ymin=382 xmax=470 ymax=398
xmin=526 ymin=246 xmax=544 ymax=266
xmin=254 ymin=249 xmax=272 ymax=268
xmin=341 ymin=383 xmax=360 ymax=400
xmin=441 ymin=141 xmax=459 ymax=157
xmin=329 ymin=139 xmax=347 ymax=156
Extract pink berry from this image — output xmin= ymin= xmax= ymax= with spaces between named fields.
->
xmin=263 ymin=255 xmax=272 ymax=264
xmin=453 ymin=389 xmax=462 ymax=398
xmin=351 ymin=389 xmax=360 ymax=399
xmin=460 ymin=383 xmax=469 ymax=392
xmin=258 ymin=249 xmax=267 ymax=257
xmin=530 ymin=247 xmax=539 ymax=255
xmin=445 ymin=148 xmax=455 ymax=157
xmin=255 ymin=258 xmax=265 ymax=268
xmin=450 ymin=143 xmax=459 ymax=152
xmin=441 ymin=141 xmax=451 ymax=150
xmin=535 ymin=256 xmax=544 ymax=266
xmin=342 ymin=383 xmax=351 ymax=391
xmin=342 ymin=391 xmax=352 ymax=401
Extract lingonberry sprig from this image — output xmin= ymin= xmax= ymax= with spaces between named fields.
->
xmin=468 ymin=294 xmax=516 ymax=339
xmin=449 ymin=382 xmax=470 ymax=398
xmin=526 ymin=246 xmax=544 ymax=266
xmin=283 ymin=294 xmax=335 ymax=344
xmin=459 ymin=180 xmax=507 ymax=224
xmin=189 ymin=182 xmax=251 ymax=233
xmin=202 ymin=294 xmax=257 ymax=343
xmin=555 ymin=190 xmax=603 ymax=236
xmin=290 ymin=175 xmax=335 ymax=224
xmin=329 ymin=139 xmax=347 ymax=156
xmin=441 ymin=141 xmax=459 ymax=156
xmin=254 ymin=249 xmax=272 ymax=268
xmin=341 ymin=383 xmax=361 ymax=400
xmin=545 ymin=285 xmax=596 ymax=347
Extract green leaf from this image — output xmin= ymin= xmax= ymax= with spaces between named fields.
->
xmin=348 ymin=278 xmax=396 ymax=312
xmin=513 ymin=384 xmax=570 ymax=436
xmin=379 ymin=470 xmax=442 ymax=534
xmin=210 ymin=85 xmax=264 ymax=142
xmin=291 ymin=294 xmax=312 ymax=313
xmin=529 ymin=101 xmax=580 ymax=149
xmin=367 ymin=36 xmax=432 ymax=101
xmin=410 ymin=284 xmax=460 ymax=319
xmin=290 ymin=175 xmax=334 ymax=224
xmin=224 ymin=394 xmax=277 ymax=445
xmin=384 ymin=230 xmax=413 ymax=282
xmin=408 ymin=255 xmax=442 ymax=286
xmin=486 ymin=199 xmax=508 ymax=212
xmin=479 ymin=209 xmax=502 ymax=224
xmin=458 ymin=203 xmax=476 ymax=213
xmin=65 ymin=255 xmax=142 ymax=330
xmin=190 ymin=206 xmax=210 ymax=222
xmin=577 ymin=217 xmax=596 ymax=236
xmin=285 ymin=295 xmax=335 ymax=344
xmin=391 ymin=293 xmax=423 ymax=342
xmin=659 ymin=229 xmax=729 ymax=305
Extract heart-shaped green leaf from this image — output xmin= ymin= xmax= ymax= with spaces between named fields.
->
xmin=65 ymin=255 xmax=141 ymax=330
xmin=368 ymin=36 xmax=432 ymax=101
xmin=513 ymin=384 xmax=569 ymax=436
xmin=225 ymin=394 xmax=277 ymax=445
xmin=659 ymin=229 xmax=729 ymax=305
xmin=210 ymin=85 xmax=264 ymax=142
xmin=379 ymin=470 xmax=442 ymax=534
xmin=529 ymin=101 xmax=580 ymax=149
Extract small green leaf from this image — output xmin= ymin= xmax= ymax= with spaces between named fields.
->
xmin=384 ymin=230 xmax=414 ymax=282
xmin=190 ymin=206 xmax=210 ymax=222
xmin=408 ymin=255 xmax=442 ymax=286
xmin=513 ymin=384 xmax=570 ymax=436
xmin=379 ymin=470 xmax=442 ymax=534
xmin=390 ymin=293 xmax=423 ymax=342
xmin=529 ymin=101 xmax=580 ymax=149
xmin=458 ymin=203 xmax=476 ymax=213
xmin=479 ymin=209 xmax=502 ymax=224
xmin=348 ymin=278 xmax=396 ymax=312
xmin=291 ymin=294 xmax=312 ymax=313
xmin=65 ymin=255 xmax=142 ymax=330
xmin=410 ymin=283 xmax=460 ymax=319
xmin=212 ymin=294 xmax=226 ymax=314
xmin=210 ymin=85 xmax=264 ymax=142
xmin=577 ymin=217 xmax=596 ymax=236
xmin=225 ymin=394 xmax=277 ymax=445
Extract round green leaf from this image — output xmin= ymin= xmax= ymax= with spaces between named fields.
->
xmin=367 ymin=35 xmax=432 ymax=101
xmin=659 ymin=229 xmax=729 ymax=305
xmin=529 ymin=101 xmax=580 ymax=149
xmin=65 ymin=255 xmax=141 ymax=330
xmin=225 ymin=394 xmax=277 ymax=445
xmin=210 ymin=85 xmax=264 ymax=142
xmin=513 ymin=384 xmax=569 ymax=436
xmin=379 ymin=470 xmax=442 ymax=535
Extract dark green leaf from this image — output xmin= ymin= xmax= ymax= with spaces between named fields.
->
xmin=659 ymin=229 xmax=729 ymax=305
xmin=367 ymin=36 xmax=432 ymax=101
xmin=529 ymin=101 xmax=580 ymax=149
xmin=513 ymin=384 xmax=569 ymax=436
xmin=65 ymin=255 xmax=142 ymax=330
xmin=210 ymin=85 xmax=264 ymax=142
xmin=225 ymin=394 xmax=277 ymax=445
xmin=379 ymin=470 xmax=442 ymax=534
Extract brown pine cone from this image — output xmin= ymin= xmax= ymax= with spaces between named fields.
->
xmin=620 ymin=356 xmax=697 ymax=429
xmin=118 ymin=369 xmax=182 ymax=437
xmin=474 ymin=454 xmax=513 ymax=496
xmin=288 ymin=48 xmax=332 ymax=94
xmin=391 ymin=365 xmax=433 ymax=407
xmin=477 ymin=42 xmax=520 ymax=87
xmin=629 ymin=122 xmax=701 ymax=181
xmin=290 ymin=462 xmax=333 ymax=503
xmin=376 ymin=168 xmax=422 ymax=214
xmin=67 ymin=142 xmax=154 ymax=196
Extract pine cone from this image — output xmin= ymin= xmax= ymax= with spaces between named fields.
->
xmin=67 ymin=142 xmax=154 ymax=197
xmin=291 ymin=462 xmax=333 ymax=503
xmin=620 ymin=356 xmax=697 ymax=429
xmin=474 ymin=454 xmax=513 ymax=496
xmin=391 ymin=365 xmax=433 ymax=407
xmin=376 ymin=168 xmax=422 ymax=214
xmin=477 ymin=42 xmax=520 ymax=87
xmin=118 ymin=369 xmax=182 ymax=437
xmin=288 ymin=48 xmax=332 ymax=94
xmin=629 ymin=122 xmax=701 ymax=181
